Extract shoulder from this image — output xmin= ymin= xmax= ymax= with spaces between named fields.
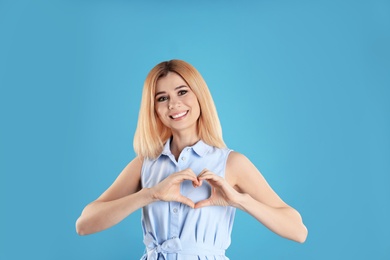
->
xmin=226 ymin=151 xmax=252 ymax=168
xmin=132 ymin=155 xmax=144 ymax=167
xmin=122 ymin=156 xmax=144 ymax=177
xmin=115 ymin=156 xmax=144 ymax=182
xmin=226 ymin=151 xmax=255 ymax=176
xmin=225 ymin=151 xmax=254 ymax=187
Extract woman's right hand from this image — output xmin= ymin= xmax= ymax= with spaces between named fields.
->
xmin=151 ymin=168 xmax=200 ymax=208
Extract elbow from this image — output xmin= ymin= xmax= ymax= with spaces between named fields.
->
xmin=290 ymin=210 xmax=308 ymax=243
xmin=294 ymin=224 xmax=308 ymax=243
xmin=75 ymin=216 xmax=89 ymax=236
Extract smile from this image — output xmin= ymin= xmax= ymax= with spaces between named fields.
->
xmin=170 ymin=111 xmax=188 ymax=119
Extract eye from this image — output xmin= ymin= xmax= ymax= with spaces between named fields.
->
xmin=178 ymin=90 xmax=188 ymax=96
xmin=156 ymin=96 xmax=168 ymax=102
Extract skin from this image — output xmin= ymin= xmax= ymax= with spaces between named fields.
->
xmin=76 ymin=72 xmax=308 ymax=243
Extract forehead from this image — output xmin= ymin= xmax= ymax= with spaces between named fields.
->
xmin=156 ymin=72 xmax=188 ymax=92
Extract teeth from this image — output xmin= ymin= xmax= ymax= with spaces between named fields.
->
xmin=171 ymin=111 xmax=187 ymax=119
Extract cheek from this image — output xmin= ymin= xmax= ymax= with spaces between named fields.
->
xmin=194 ymin=102 xmax=200 ymax=117
xmin=155 ymin=105 xmax=168 ymax=122
xmin=191 ymin=97 xmax=201 ymax=116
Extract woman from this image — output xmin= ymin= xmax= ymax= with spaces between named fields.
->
xmin=76 ymin=60 xmax=308 ymax=259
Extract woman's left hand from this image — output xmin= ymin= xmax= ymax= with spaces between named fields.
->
xmin=194 ymin=169 xmax=243 ymax=209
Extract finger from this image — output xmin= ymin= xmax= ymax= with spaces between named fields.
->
xmin=197 ymin=169 xmax=214 ymax=185
xmin=181 ymin=168 xmax=198 ymax=182
xmin=194 ymin=198 xmax=212 ymax=209
xmin=183 ymin=168 xmax=197 ymax=177
xmin=174 ymin=171 xmax=198 ymax=183
xmin=176 ymin=195 xmax=195 ymax=208
xmin=198 ymin=172 xmax=221 ymax=182
xmin=197 ymin=168 xmax=209 ymax=177
xmin=200 ymin=168 xmax=209 ymax=174
xmin=192 ymin=180 xmax=201 ymax=187
xmin=200 ymin=177 xmax=226 ymax=190
xmin=176 ymin=174 xmax=198 ymax=183
xmin=181 ymin=168 xmax=201 ymax=186
xmin=198 ymin=169 xmax=218 ymax=178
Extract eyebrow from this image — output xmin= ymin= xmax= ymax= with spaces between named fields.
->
xmin=155 ymin=85 xmax=188 ymax=97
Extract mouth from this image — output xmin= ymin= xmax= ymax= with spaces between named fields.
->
xmin=169 ymin=110 xmax=188 ymax=120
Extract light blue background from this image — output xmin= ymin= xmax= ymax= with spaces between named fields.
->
xmin=1 ymin=0 xmax=389 ymax=259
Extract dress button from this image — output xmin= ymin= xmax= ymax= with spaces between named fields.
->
xmin=181 ymin=157 xmax=186 ymax=161
xmin=173 ymin=208 xmax=178 ymax=213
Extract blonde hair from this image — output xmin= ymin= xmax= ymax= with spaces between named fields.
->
xmin=133 ymin=59 xmax=226 ymax=159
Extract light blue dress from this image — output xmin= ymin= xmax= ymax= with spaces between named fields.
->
xmin=140 ymin=139 xmax=236 ymax=260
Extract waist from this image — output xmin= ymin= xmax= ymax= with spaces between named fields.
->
xmin=143 ymin=234 xmax=226 ymax=259
xmin=172 ymin=244 xmax=225 ymax=256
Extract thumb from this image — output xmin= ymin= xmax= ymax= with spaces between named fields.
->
xmin=177 ymin=195 xmax=195 ymax=208
xmin=194 ymin=198 xmax=212 ymax=209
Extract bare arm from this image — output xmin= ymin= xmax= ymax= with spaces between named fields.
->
xmin=196 ymin=152 xmax=308 ymax=243
xmin=75 ymin=156 xmax=151 ymax=235
xmin=75 ymin=157 xmax=200 ymax=236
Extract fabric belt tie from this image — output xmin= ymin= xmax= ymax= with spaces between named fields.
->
xmin=142 ymin=233 xmax=226 ymax=260
xmin=143 ymin=233 xmax=182 ymax=260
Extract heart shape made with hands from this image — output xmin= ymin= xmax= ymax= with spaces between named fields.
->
xmin=181 ymin=178 xmax=212 ymax=205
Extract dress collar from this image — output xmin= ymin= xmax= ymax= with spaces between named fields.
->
xmin=160 ymin=137 xmax=212 ymax=158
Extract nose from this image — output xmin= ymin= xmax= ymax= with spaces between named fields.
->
xmin=168 ymin=96 xmax=181 ymax=110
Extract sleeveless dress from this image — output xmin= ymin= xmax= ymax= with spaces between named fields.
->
xmin=140 ymin=139 xmax=236 ymax=260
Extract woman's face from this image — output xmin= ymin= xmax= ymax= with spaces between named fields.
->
xmin=155 ymin=72 xmax=200 ymax=135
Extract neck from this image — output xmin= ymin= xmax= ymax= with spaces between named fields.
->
xmin=170 ymin=131 xmax=199 ymax=160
